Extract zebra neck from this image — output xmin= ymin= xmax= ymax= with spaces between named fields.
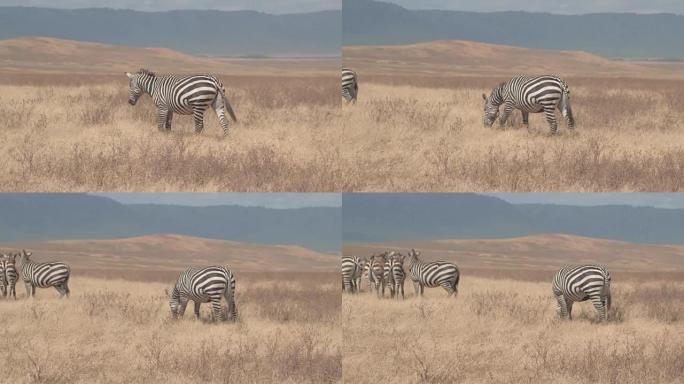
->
xmin=140 ymin=76 xmax=157 ymax=95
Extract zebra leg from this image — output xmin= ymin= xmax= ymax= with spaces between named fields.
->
xmin=210 ymin=297 xmax=225 ymax=322
xmin=555 ymin=294 xmax=569 ymax=319
xmin=413 ymin=281 xmax=420 ymax=296
xmin=156 ymin=108 xmax=169 ymax=132
xmin=194 ymin=301 xmax=201 ymax=319
xmin=165 ymin=111 xmax=173 ymax=131
xmin=591 ymin=296 xmax=607 ymax=322
xmin=522 ymin=111 xmax=529 ymax=127
xmin=193 ymin=108 xmax=205 ymax=134
xmin=543 ymin=107 xmax=558 ymax=134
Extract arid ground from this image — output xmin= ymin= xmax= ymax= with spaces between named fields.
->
xmin=342 ymin=235 xmax=684 ymax=383
xmin=0 ymin=235 xmax=340 ymax=383
xmin=0 ymin=37 xmax=342 ymax=192
xmin=341 ymin=40 xmax=684 ymax=191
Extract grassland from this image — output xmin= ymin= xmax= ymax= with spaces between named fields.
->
xmin=338 ymin=75 xmax=684 ymax=191
xmin=342 ymin=271 xmax=684 ymax=384
xmin=0 ymin=70 xmax=342 ymax=192
xmin=0 ymin=272 xmax=341 ymax=384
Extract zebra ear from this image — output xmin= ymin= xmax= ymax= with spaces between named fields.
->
xmin=125 ymin=72 xmax=133 ymax=79
xmin=482 ymin=93 xmax=487 ymax=101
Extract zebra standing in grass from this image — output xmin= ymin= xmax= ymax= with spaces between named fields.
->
xmin=341 ymin=68 xmax=358 ymax=104
xmin=169 ymin=266 xmax=237 ymax=322
xmin=19 ymin=250 xmax=71 ymax=298
xmin=126 ymin=69 xmax=237 ymax=135
xmin=482 ymin=75 xmax=574 ymax=134
xmin=407 ymin=249 xmax=460 ymax=297
xmin=4 ymin=253 xmax=18 ymax=299
xmin=389 ymin=252 xmax=406 ymax=300
xmin=553 ymin=265 xmax=611 ymax=322
xmin=362 ymin=258 xmax=373 ymax=292
xmin=0 ymin=254 xmax=6 ymax=297
xmin=369 ymin=253 xmax=387 ymax=298
xmin=342 ymin=255 xmax=364 ymax=293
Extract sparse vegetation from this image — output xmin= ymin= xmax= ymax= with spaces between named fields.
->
xmin=342 ymin=272 xmax=684 ymax=383
xmin=0 ymin=272 xmax=341 ymax=383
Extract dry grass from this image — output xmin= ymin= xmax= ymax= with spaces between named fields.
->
xmin=339 ymin=76 xmax=684 ymax=191
xmin=342 ymin=273 xmax=684 ymax=384
xmin=0 ymin=73 xmax=345 ymax=192
xmin=0 ymin=272 xmax=341 ymax=383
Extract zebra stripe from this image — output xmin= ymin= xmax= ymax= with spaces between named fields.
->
xmin=126 ymin=69 xmax=237 ymax=135
xmin=19 ymin=250 xmax=71 ymax=298
xmin=407 ymin=249 xmax=459 ymax=297
xmin=362 ymin=259 xmax=373 ymax=292
xmin=3 ymin=253 xmax=18 ymax=299
xmin=482 ymin=74 xmax=575 ymax=134
xmin=342 ymin=256 xmax=364 ymax=294
xmin=553 ymin=265 xmax=611 ymax=321
xmin=342 ymin=68 xmax=358 ymax=104
xmin=0 ymin=254 xmax=6 ymax=297
xmin=169 ymin=266 xmax=237 ymax=322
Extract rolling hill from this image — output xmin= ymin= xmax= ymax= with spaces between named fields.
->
xmin=0 ymin=7 xmax=341 ymax=56
xmin=343 ymin=234 xmax=684 ymax=272
xmin=343 ymin=0 xmax=684 ymax=59
xmin=343 ymin=40 xmax=653 ymax=77
xmin=0 ymin=234 xmax=336 ymax=273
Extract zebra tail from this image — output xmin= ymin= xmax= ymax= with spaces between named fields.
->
xmin=219 ymin=87 xmax=238 ymax=123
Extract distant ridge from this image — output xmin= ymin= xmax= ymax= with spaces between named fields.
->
xmin=343 ymin=0 xmax=684 ymax=59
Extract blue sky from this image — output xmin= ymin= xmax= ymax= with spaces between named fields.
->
xmin=93 ymin=193 xmax=342 ymax=208
xmin=0 ymin=0 xmax=340 ymax=13
xmin=484 ymin=193 xmax=684 ymax=209
xmin=384 ymin=0 xmax=684 ymax=14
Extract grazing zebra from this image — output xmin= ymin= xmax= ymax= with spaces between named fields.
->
xmin=19 ymin=250 xmax=71 ymax=298
xmin=342 ymin=255 xmax=364 ymax=293
xmin=407 ymin=249 xmax=459 ymax=297
xmin=4 ymin=253 xmax=18 ymax=299
xmin=553 ymin=265 xmax=611 ymax=322
xmin=482 ymin=75 xmax=575 ymax=134
xmin=341 ymin=68 xmax=358 ymax=104
xmin=369 ymin=253 xmax=387 ymax=298
xmin=169 ymin=266 xmax=237 ymax=322
xmin=125 ymin=69 xmax=237 ymax=135
xmin=389 ymin=252 xmax=406 ymax=300
xmin=0 ymin=254 xmax=6 ymax=297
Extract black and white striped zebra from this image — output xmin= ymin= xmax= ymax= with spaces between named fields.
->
xmin=552 ymin=265 xmax=611 ymax=321
xmin=0 ymin=254 xmax=6 ymax=297
xmin=3 ymin=253 xmax=18 ymax=299
xmin=126 ymin=69 xmax=237 ymax=135
xmin=389 ymin=252 xmax=406 ymax=300
xmin=169 ymin=266 xmax=237 ymax=322
xmin=407 ymin=249 xmax=459 ymax=297
xmin=369 ymin=253 xmax=387 ymax=298
xmin=19 ymin=250 xmax=71 ymax=298
xmin=482 ymin=75 xmax=575 ymax=134
xmin=341 ymin=68 xmax=358 ymax=104
xmin=342 ymin=255 xmax=364 ymax=294
xmin=362 ymin=258 xmax=373 ymax=292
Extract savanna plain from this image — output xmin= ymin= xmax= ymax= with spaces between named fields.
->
xmin=341 ymin=41 xmax=684 ymax=191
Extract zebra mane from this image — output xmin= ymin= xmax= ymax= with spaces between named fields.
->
xmin=137 ymin=68 xmax=156 ymax=77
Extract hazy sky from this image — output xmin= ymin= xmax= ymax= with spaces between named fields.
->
xmin=484 ymin=193 xmax=684 ymax=209
xmin=93 ymin=193 xmax=341 ymax=209
xmin=385 ymin=0 xmax=684 ymax=14
xmin=0 ymin=0 xmax=340 ymax=13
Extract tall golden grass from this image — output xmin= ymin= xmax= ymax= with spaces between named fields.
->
xmin=342 ymin=272 xmax=684 ymax=383
xmin=0 ymin=272 xmax=341 ymax=383
xmin=339 ymin=76 xmax=684 ymax=191
xmin=0 ymin=74 xmax=343 ymax=192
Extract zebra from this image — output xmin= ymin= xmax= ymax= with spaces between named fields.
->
xmin=0 ymin=254 xmax=6 ymax=297
xmin=482 ymin=74 xmax=575 ymax=134
xmin=341 ymin=68 xmax=358 ymax=104
xmin=369 ymin=253 xmax=387 ymax=299
xmin=19 ymin=250 xmax=71 ymax=298
xmin=125 ymin=69 xmax=237 ymax=135
xmin=3 ymin=252 xmax=18 ymax=299
xmin=389 ymin=252 xmax=406 ymax=300
xmin=362 ymin=258 xmax=373 ymax=292
xmin=169 ymin=266 xmax=237 ymax=322
xmin=552 ymin=265 xmax=611 ymax=322
xmin=342 ymin=255 xmax=364 ymax=293
xmin=407 ymin=249 xmax=459 ymax=297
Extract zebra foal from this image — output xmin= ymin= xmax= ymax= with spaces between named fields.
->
xmin=407 ymin=249 xmax=459 ymax=297
xmin=126 ymin=69 xmax=237 ymax=135
xmin=553 ymin=265 xmax=611 ymax=322
xmin=19 ymin=250 xmax=71 ymax=298
xmin=482 ymin=74 xmax=575 ymax=134
xmin=341 ymin=68 xmax=358 ymax=104
xmin=169 ymin=266 xmax=237 ymax=322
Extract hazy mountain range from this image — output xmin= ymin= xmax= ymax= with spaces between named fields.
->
xmin=0 ymin=7 xmax=341 ymax=56
xmin=343 ymin=0 xmax=684 ymax=59
xmin=0 ymin=194 xmax=341 ymax=252
xmin=343 ymin=193 xmax=684 ymax=245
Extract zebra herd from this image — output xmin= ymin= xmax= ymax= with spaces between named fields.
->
xmin=342 ymin=250 xmax=613 ymax=322
xmin=341 ymin=69 xmax=576 ymax=134
xmin=1 ymin=250 xmax=238 ymax=322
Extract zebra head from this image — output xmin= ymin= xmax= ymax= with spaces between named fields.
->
xmin=19 ymin=249 xmax=31 ymax=263
xmin=125 ymin=69 xmax=154 ymax=106
xmin=168 ymin=287 xmax=181 ymax=318
xmin=482 ymin=93 xmax=499 ymax=127
xmin=407 ymin=249 xmax=420 ymax=265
